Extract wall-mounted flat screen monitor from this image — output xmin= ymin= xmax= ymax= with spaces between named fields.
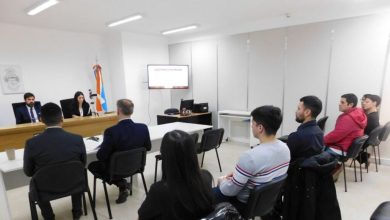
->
xmin=148 ymin=64 xmax=189 ymax=89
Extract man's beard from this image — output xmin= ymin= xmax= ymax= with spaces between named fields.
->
xmin=27 ymin=102 xmax=34 ymax=107
xmin=295 ymin=116 xmax=304 ymax=123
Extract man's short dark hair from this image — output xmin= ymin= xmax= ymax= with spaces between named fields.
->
xmin=366 ymin=94 xmax=381 ymax=106
xmin=24 ymin=92 xmax=35 ymax=100
xmin=300 ymin=96 xmax=322 ymax=119
xmin=41 ymin=103 xmax=62 ymax=126
xmin=341 ymin=93 xmax=358 ymax=107
xmin=251 ymin=105 xmax=283 ymax=135
xmin=117 ymin=99 xmax=134 ymax=116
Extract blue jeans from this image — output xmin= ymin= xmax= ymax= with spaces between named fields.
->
xmin=212 ymin=187 xmax=246 ymax=213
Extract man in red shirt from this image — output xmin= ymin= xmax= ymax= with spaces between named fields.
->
xmin=325 ymin=93 xmax=367 ymax=158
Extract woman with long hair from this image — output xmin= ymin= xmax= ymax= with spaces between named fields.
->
xmin=138 ymin=130 xmax=214 ymax=220
xmin=71 ymin=91 xmax=91 ymax=117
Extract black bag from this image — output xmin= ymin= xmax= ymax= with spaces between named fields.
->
xmin=201 ymin=202 xmax=242 ymax=220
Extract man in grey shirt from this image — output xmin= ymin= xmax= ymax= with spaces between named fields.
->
xmin=213 ymin=105 xmax=290 ymax=212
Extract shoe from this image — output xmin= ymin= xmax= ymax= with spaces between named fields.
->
xmin=72 ymin=210 xmax=83 ymax=220
xmin=116 ymin=189 xmax=129 ymax=204
xmin=332 ymin=163 xmax=342 ymax=182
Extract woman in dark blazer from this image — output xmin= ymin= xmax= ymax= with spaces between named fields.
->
xmin=71 ymin=91 xmax=91 ymax=117
xmin=138 ymin=130 xmax=214 ymax=220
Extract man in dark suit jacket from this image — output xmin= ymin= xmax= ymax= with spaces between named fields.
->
xmin=287 ymin=96 xmax=324 ymax=162
xmin=88 ymin=99 xmax=151 ymax=204
xmin=15 ymin=92 xmax=41 ymax=124
xmin=23 ymin=103 xmax=86 ymax=220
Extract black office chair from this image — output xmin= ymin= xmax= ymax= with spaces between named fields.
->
xmin=362 ymin=125 xmax=383 ymax=172
xmin=12 ymin=101 xmax=42 ymax=122
xmin=197 ymin=128 xmax=225 ymax=172
xmin=28 ymin=161 xmax=97 ymax=220
xmin=60 ymin=98 xmax=74 ymax=119
xmin=370 ymin=201 xmax=390 ymax=220
xmin=340 ymin=135 xmax=369 ymax=192
xmin=377 ymin=121 xmax=390 ymax=166
xmin=92 ymin=147 xmax=148 ymax=219
xmin=154 ymin=133 xmax=199 ymax=183
xmin=241 ymin=174 xmax=287 ymax=220
xmin=317 ymin=116 xmax=328 ymax=131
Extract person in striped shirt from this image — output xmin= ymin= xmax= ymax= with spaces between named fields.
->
xmin=213 ymin=105 xmax=290 ymax=213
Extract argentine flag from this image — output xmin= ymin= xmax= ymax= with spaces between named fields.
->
xmin=93 ymin=64 xmax=108 ymax=112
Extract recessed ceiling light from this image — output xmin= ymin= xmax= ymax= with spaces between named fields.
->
xmin=162 ymin=25 xmax=198 ymax=35
xmin=27 ymin=0 xmax=59 ymax=16
xmin=107 ymin=14 xmax=143 ymax=27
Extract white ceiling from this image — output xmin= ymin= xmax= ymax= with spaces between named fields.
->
xmin=1 ymin=0 xmax=390 ymax=43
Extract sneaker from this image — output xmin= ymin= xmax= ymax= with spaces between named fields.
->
xmin=116 ymin=189 xmax=129 ymax=204
xmin=72 ymin=210 xmax=83 ymax=220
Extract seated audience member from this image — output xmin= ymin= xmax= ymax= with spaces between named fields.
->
xmin=138 ymin=130 xmax=214 ymax=220
xmin=88 ymin=99 xmax=151 ymax=204
xmin=213 ymin=106 xmax=290 ymax=213
xmin=71 ymin=91 xmax=92 ymax=117
xmin=288 ymin=96 xmax=324 ymax=162
xmin=362 ymin=94 xmax=381 ymax=135
xmin=15 ymin=92 xmax=41 ymax=124
xmin=23 ymin=103 xmax=86 ymax=220
xmin=324 ymin=93 xmax=367 ymax=159
xmin=358 ymin=94 xmax=381 ymax=166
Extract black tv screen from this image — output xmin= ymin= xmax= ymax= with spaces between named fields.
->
xmin=148 ymin=65 xmax=189 ymax=89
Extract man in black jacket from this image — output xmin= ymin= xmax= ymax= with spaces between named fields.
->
xmin=23 ymin=103 xmax=86 ymax=220
xmin=287 ymin=96 xmax=324 ymax=162
xmin=88 ymin=99 xmax=151 ymax=204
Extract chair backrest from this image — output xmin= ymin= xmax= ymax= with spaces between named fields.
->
xmin=345 ymin=135 xmax=369 ymax=159
xmin=30 ymin=161 xmax=85 ymax=202
xmin=243 ymin=174 xmax=287 ymax=219
xmin=12 ymin=101 xmax=42 ymax=118
xmin=60 ymin=98 xmax=74 ymax=119
xmin=317 ymin=116 xmax=329 ymax=131
xmin=379 ymin=121 xmax=390 ymax=142
xmin=109 ymin=147 xmax=146 ymax=180
xmin=199 ymin=128 xmax=224 ymax=152
xmin=366 ymin=126 xmax=383 ymax=147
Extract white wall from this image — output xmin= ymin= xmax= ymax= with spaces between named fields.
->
xmin=0 ymin=23 xmax=112 ymax=126
xmin=121 ymin=32 xmax=170 ymax=125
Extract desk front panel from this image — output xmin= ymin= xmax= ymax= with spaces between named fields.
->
xmin=0 ymin=113 xmax=117 ymax=151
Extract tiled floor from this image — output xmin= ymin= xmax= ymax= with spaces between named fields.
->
xmin=7 ymin=141 xmax=390 ymax=220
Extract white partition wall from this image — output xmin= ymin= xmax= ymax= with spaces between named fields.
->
xmin=192 ymin=40 xmax=218 ymax=128
xmin=169 ymin=43 xmax=193 ymax=109
xmin=217 ymin=34 xmax=249 ymax=111
xmin=248 ymin=29 xmax=285 ymax=114
xmin=282 ymin=23 xmax=333 ymax=135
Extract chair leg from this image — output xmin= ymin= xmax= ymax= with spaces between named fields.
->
xmin=82 ymin=192 xmax=87 ymax=215
xmin=93 ymin=176 xmax=97 ymax=208
xmin=130 ymin=176 xmax=133 ymax=196
xmin=154 ymin=157 xmax=159 ymax=183
xmin=103 ymin=181 xmax=113 ymax=219
xmin=365 ymin=148 xmax=369 ymax=173
xmin=378 ymin=145 xmax=381 ymax=165
xmin=353 ymin=160 xmax=357 ymax=182
xmin=373 ymin=146 xmax=378 ymax=172
xmin=29 ymin=195 xmax=39 ymax=220
xmin=215 ymin=148 xmax=222 ymax=172
xmin=359 ymin=153 xmax=363 ymax=182
xmin=86 ymin=186 xmax=98 ymax=220
xmin=141 ymin=172 xmax=148 ymax=194
xmin=342 ymin=161 xmax=347 ymax=192
xmin=201 ymin=152 xmax=205 ymax=168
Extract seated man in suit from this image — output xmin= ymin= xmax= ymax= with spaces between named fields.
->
xmin=15 ymin=92 xmax=41 ymax=124
xmin=287 ymin=96 xmax=324 ymax=162
xmin=23 ymin=103 xmax=86 ymax=220
xmin=88 ymin=99 xmax=151 ymax=204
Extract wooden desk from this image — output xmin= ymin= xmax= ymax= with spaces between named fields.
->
xmin=0 ymin=113 xmax=118 ymax=151
xmin=157 ymin=112 xmax=212 ymax=125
